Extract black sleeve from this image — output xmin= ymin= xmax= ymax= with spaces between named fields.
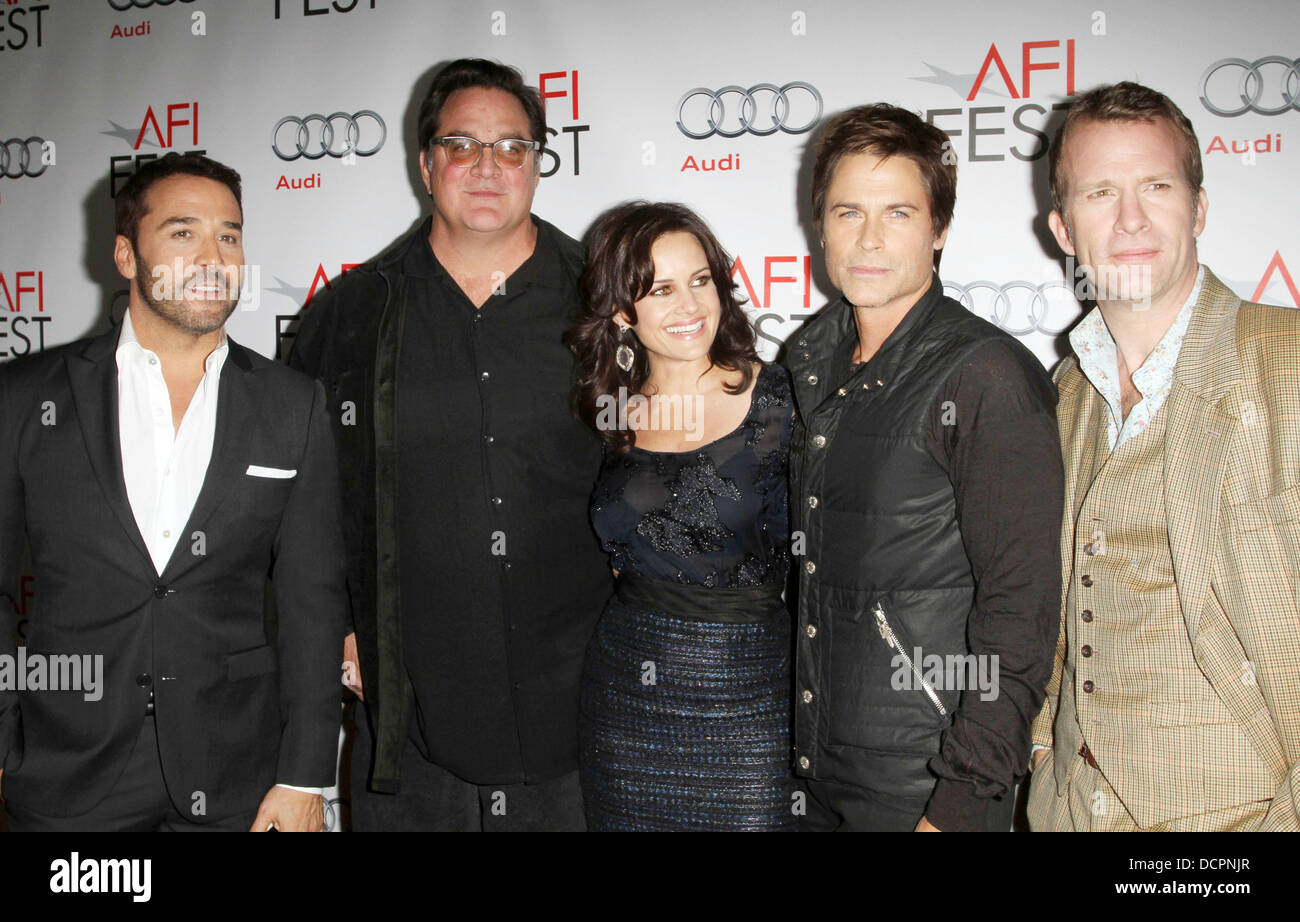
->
xmin=921 ymin=339 xmax=1064 ymax=832
xmin=271 ymin=378 xmax=349 ymax=786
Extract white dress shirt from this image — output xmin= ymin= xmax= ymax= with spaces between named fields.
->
xmin=115 ymin=310 xmax=320 ymax=798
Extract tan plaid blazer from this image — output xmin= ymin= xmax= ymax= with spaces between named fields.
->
xmin=1032 ymin=269 xmax=1300 ymax=830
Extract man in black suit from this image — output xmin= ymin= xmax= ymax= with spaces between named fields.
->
xmin=0 ymin=153 xmax=346 ymax=831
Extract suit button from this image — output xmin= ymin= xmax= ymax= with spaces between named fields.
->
xmin=1081 ymin=574 xmax=1093 ymax=587
xmin=491 ymin=496 xmax=502 ymax=506
xmin=1081 ymin=644 xmax=1093 ymax=657
xmin=801 ymin=689 xmax=814 ymax=704
xmin=804 ymin=561 xmax=816 ymax=575
xmin=812 ymin=435 xmax=826 ymax=448
xmin=807 ymin=374 xmax=818 ymax=385
xmin=1081 ymin=609 xmax=1094 ymax=623
xmin=807 ymin=495 xmax=819 ymax=509
xmin=805 ymin=624 xmax=817 ymax=638
xmin=153 ymin=584 xmax=169 ymax=598
xmin=836 ymin=387 xmax=848 ymax=397
xmin=798 ymin=756 xmax=810 ymax=770
xmin=1082 ymin=680 xmax=1095 ymax=693
xmin=136 ymin=673 xmax=152 ymax=687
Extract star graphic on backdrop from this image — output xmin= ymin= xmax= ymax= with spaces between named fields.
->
xmin=101 ymin=120 xmax=157 ymax=147
xmin=909 ymin=63 xmax=1006 ymax=99
xmin=266 ymin=276 xmax=310 ymax=306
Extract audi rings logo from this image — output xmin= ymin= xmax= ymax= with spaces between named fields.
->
xmin=676 ymin=82 xmax=823 ymax=139
xmin=272 ymin=112 xmax=387 ymax=161
xmin=1200 ymin=56 xmax=1300 ymax=116
xmin=1 ymin=138 xmax=49 ymax=179
xmin=945 ymin=280 xmax=1080 ymax=337
xmin=108 ymin=0 xmax=196 ymax=9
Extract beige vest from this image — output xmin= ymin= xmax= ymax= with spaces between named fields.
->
xmin=1053 ymin=389 xmax=1275 ymax=826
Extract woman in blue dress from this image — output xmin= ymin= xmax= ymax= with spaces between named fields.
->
xmin=566 ymin=202 xmax=796 ymax=830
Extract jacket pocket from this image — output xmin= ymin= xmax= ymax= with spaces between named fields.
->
xmin=871 ymin=601 xmax=948 ymax=719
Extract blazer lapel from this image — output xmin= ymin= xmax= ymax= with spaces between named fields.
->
xmin=65 ymin=329 xmax=155 ymax=576
xmin=1162 ymin=272 xmax=1243 ymax=639
xmin=160 ymin=339 xmax=257 ymax=583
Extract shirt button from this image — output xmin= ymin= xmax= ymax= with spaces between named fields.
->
xmin=491 ymin=496 xmax=502 ymax=506
xmin=1081 ymin=574 xmax=1093 ymax=587
xmin=812 ymin=435 xmax=827 ymax=448
xmin=484 ymin=434 xmax=494 ymax=444
xmin=148 ymin=357 xmax=158 ymax=366
xmin=1081 ymin=644 xmax=1093 ymax=657
xmin=807 ymin=495 xmax=819 ymax=509
xmin=1082 ymin=680 xmax=1095 ymax=693
xmin=798 ymin=756 xmax=810 ymax=770
xmin=153 ymin=584 xmax=169 ymax=599
xmin=802 ymin=352 xmax=810 ymax=361
xmin=162 ymin=530 xmax=171 ymax=539
xmin=136 ymin=673 xmax=152 ymax=687
xmin=807 ymin=374 xmax=818 ymax=385
xmin=837 ymin=387 xmax=848 ymax=397
xmin=1081 ymin=609 xmax=1094 ymax=623
xmin=480 ymin=371 xmax=490 ymax=380
xmin=801 ymin=689 xmax=814 ymax=704
xmin=805 ymin=624 xmax=817 ymax=638
xmin=804 ymin=560 xmax=816 ymax=575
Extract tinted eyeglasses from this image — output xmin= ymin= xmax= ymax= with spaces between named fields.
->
xmin=428 ymin=136 xmax=541 ymax=169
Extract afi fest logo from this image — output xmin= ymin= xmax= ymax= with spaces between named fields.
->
xmin=0 ymin=1 xmax=49 ymax=52
xmin=270 ymin=262 xmax=360 ymax=358
xmin=538 ymin=69 xmax=590 ymax=177
xmin=105 ymin=101 xmax=204 ymax=196
xmin=730 ymin=254 xmax=818 ymax=356
xmin=0 ymin=268 xmax=52 ymax=357
xmin=912 ymin=35 xmax=1083 ymax=162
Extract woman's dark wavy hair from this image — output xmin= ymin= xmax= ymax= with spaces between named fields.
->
xmin=566 ymin=201 xmax=758 ymax=454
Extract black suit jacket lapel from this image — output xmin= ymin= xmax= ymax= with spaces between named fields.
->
xmin=65 ymin=328 xmax=156 ymax=577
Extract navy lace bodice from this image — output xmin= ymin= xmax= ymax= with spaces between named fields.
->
xmin=591 ymin=363 xmax=793 ymax=588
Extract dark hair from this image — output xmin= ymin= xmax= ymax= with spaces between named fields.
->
xmin=811 ymin=103 xmax=957 ymax=240
xmin=1049 ymin=81 xmax=1203 ymax=214
xmin=566 ymin=202 xmax=759 ymax=454
xmin=114 ymin=152 xmax=242 ymax=248
xmin=417 ymin=58 xmax=547 ymax=155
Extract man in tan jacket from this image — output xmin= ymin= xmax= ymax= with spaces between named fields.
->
xmin=1028 ymin=81 xmax=1300 ymax=831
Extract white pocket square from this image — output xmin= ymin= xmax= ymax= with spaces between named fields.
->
xmin=246 ymin=464 xmax=297 ymax=479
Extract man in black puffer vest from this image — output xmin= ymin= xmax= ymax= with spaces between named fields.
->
xmin=786 ymin=104 xmax=1064 ymax=831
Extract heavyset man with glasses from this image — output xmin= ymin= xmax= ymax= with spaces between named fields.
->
xmin=290 ymin=59 xmax=610 ymax=831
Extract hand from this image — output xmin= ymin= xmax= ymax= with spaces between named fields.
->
xmin=342 ymin=632 xmax=363 ymax=701
xmin=915 ymin=816 xmax=941 ymax=832
xmin=1032 ymin=748 xmax=1050 ymax=772
xmin=249 ymin=786 xmax=324 ymax=832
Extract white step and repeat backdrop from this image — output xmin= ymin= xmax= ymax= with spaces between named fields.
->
xmin=1 ymin=0 xmax=1297 ymax=827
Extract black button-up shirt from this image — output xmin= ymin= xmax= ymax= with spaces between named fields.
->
xmin=396 ymin=217 xmax=611 ymax=784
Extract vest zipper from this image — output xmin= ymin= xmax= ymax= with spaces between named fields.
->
xmin=872 ymin=601 xmax=948 ymax=717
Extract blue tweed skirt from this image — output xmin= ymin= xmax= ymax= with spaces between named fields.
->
xmin=578 ymin=584 xmax=797 ymax=831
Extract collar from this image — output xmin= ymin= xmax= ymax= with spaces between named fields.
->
xmin=789 ymin=272 xmax=945 ymax=376
xmin=115 ymin=306 xmax=230 ymax=376
xmin=401 ymin=214 xmax=566 ymax=293
xmin=1069 ymin=264 xmax=1205 ymax=445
